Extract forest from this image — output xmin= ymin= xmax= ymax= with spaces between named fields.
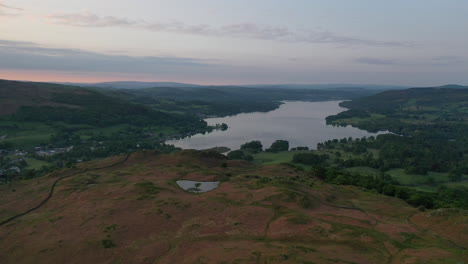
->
xmin=317 ymin=87 xmax=467 ymax=209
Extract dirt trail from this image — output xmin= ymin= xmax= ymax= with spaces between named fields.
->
xmin=0 ymin=153 xmax=131 ymax=226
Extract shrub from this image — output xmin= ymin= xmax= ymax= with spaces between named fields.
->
xmin=101 ymin=239 xmax=116 ymax=248
xmin=287 ymin=214 xmax=311 ymax=225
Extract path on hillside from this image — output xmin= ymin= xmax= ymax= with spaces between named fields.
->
xmin=0 ymin=153 xmax=131 ymax=226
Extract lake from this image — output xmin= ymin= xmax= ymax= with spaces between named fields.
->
xmin=167 ymin=101 xmax=384 ymax=150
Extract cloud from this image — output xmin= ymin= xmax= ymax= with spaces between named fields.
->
xmin=0 ymin=39 xmax=213 ymax=74
xmin=354 ymin=57 xmax=397 ymax=65
xmin=354 ymin=56 xmax=467 ymax=67
xmin=1 ymin=38 xmax=466 ymax=86
xmin=46 ymin=12 xmax=410 ymax=47
xmin=47 ymin=13 xmax=136 ymax=27
xmin=431 ymin=56 xmax=464 ymax=65
xmin=0 ymin=1 xmax=23 ymax=16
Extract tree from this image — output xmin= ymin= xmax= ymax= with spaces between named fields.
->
xmin=227 ymin=150 xmax=245 ymax=160
xmin=266 ymin=140 xmax=289 ymax=153
xmin=293 ymin=153 xmax=328 ymax=166
xmin=0 ymin=141 xmax=14 ymax=150
xmin=382 ymin=185 xmax=396 ymax=196
xmin=408 ymin=193 xmax=435 ymax=209
xmin=227 ymin=150 xmax=253 ymax=161
xmin=448 ymin=168 xmax=463 ymax=182
xmin=240 ymin=140 xmax=263 ymax=153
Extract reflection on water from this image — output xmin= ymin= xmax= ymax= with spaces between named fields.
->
xmin=176 ymin=180 xmax=220 ymax=193
xmin=167 ymin=101 xmax=385 ymax=150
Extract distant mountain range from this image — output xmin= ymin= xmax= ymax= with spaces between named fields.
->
xmin=59 ymin=81 xmax=202 ymax=89
xmin=59 ymin=81 xmax=409 ymax=90
xmin=238 ymin=84 xmax=409 ymax=90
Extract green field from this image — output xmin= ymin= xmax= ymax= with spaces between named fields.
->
xmin=0 ymin=122 xmax=55 ymax=148
xmin=344 ymin=166 xmax=381 ymax=176
xmin=387 ymin=169 xmax=450 ymax=185
xmin=253 ymin=149 xmax=468 ymax=194
xmin=24 ymin=158 xmax=51 ymax=170
xmin=253 ymin=151 xmax=313 ymax=169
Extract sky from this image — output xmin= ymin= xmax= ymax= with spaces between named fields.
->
xmin=0 ymin=0 xmax=467 ymax=86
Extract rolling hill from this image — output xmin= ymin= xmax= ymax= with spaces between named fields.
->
xmin=322 ymin=86 xmax=468 ymax=198
xmin=0 ymin=150 xmax=466 ymax=263
xmin=0 ymin=79 xmax=197 ymax=126
xmin=0 ymin=80 xmax=207 ymax=166
xmin=338 ymin=86 xmax=468 ymax=114
xmin=62 ymin=81 xmax=202 ymax=89
xmin=0 ymin=79 xmax=90 ymax=116
xmin=64 ymin=81 xmax=408 ymax=90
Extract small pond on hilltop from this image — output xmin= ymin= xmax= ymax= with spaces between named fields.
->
xmin=176 ymin=180 xmax=220 ymax=193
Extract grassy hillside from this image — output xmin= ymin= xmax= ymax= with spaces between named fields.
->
xmin=328 ymin=87 xmax=468 ymax=133
xmin=318 ymin=86 xmax=468 ymax=201
xmin=0 ymin=80 xmax=209 ymax=179
xmin=0 ymin=151 xmax=466 ymax=263
xmin=0 ymin=79 xmax=204 ymax=127
xmin=123 ymin=86 xmax=379 ymax=117
xmin=339 ymin=86 xmax=468 ymax=114
xmin=0 ymin=80 xmax=88 ymax=116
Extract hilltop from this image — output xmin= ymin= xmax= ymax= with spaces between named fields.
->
xmin=62 ymin=81 xmax=202 ymax=89
xmin=327 ymin=85 xmax=468 ymax=135
xmin=338 ymin=86 xmax=468 ymax=114
xmin=0 ymin=150 xmax=466 ymax=263
xmin=0 ymin=79 xmax=201 ymax=127
xmin=0 ymin=80 xmax=93 ymax=116
xmin=64 ymin=81 xmax=407 ymax=90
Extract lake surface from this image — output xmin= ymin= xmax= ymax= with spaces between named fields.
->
xmin=176 ymin=180 xmax=220 ymax=193
xmin=167 ymin=101 xmax=384 ymax=150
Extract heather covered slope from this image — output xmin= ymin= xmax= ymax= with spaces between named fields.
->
xmin=0 ymin=80 xmax=207 ymax=172
xmin=0 ymin=79 xmax=201 ymax=127
xmin=0 ymin=79 xmax=87 ymax=116
xmin=0 ymin=151 xmax=466 ymax=264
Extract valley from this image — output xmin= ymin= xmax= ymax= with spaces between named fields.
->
xmin=2 ymin=2 xmax=468 ymax=263
xmin=1 ymin=80 xmax=467 ymax=264
xmin=0 ymin=80 xmax=378 ymax=181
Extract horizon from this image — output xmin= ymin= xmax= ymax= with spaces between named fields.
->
xmin=1 ymin=1 xmax=468 ymax=85
xmin=2 ymin=77 xmax=467 ymax=88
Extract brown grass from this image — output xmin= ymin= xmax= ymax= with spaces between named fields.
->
xmin=0 ymin=151 xmax=466 ymax=264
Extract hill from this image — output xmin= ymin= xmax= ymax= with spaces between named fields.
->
xmin=0 ymin=80 xmax=91 ymax=116
xmin=323 ymin=86 xmax=468 ymax=195
xmin=122 ymin=86 xmax=381 ymax=117
xmin=129 ymin=86 xmax=376 ymax=102
xmin=0 ymin=150 xmax=466 ymax=263
xmin=64 ymin=81 xmax=202 ymax=89
xmin=327 ymin=86 xmax=468 ymax=134
xmin=65 ymin=81 xmax=408 ymax=90
xmin=0 ymin=80 xmax=191 ymax=126
xmin=0 ymin=80 xmax=208 ymax=178
xmin=0 ymin=79 xmax=202 ymax=126
xmin=242 ymin=84 xmax=408 ymax=90
xmin=338 ymin=86 xmax=468 ymax=114
xmin=26 ymin=80 xmax=404 ymax=119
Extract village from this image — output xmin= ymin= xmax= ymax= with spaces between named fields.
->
xmin=0 ymin=146 xmax=73 ymax=183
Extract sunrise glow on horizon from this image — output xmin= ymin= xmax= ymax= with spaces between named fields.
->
xmin=1 ymin=0 xmax=468 ymax=86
